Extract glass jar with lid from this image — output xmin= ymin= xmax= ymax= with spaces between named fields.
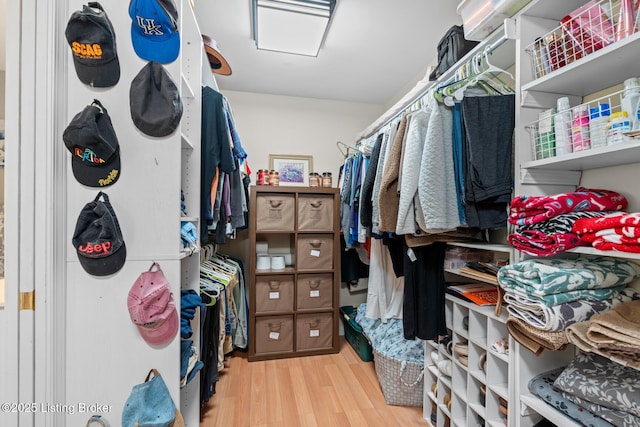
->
xmin=322 ymin=172 xmax=332 ymax=188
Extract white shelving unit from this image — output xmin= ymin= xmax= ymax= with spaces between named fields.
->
xmin=512 ymin=0 xmax=640 ymax=425
xmin=424 ymin=295 xmax=512 ymax=427
xmin=178 ymin=1 xmax=203 ymax=425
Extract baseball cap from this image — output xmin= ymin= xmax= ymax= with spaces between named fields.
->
xmin=129 ymin=0 xmax=180 ymax=63
xmin=65 ymin=2 xmax=120 ymax=88
xmin=128 ymin=262 xmax=179 ymax=347
xmin=72 ymin=191 xmax=126 ymax=276
xmin=130 ymin=61 xmax=183 ymax=137
xmin=63 ymin=99 xmax=121 ymax=188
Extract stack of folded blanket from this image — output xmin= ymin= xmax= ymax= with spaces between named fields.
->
xmin=507 ymin=188 xmax=627 ymax=256
xmin=573 ymin=211 xmax=640 ymax=253
xmin=566 ymin=299 xmax=640 ymax=370
xmin=530 ymin=351 xmax=640 ymax=427
xmin=497 ymin=255 xmax=640 ymax=354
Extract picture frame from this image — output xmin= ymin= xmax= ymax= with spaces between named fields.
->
xmin=269 ymin=154 xmax=313 ymax=187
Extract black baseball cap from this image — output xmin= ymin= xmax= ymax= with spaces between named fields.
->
xmin=65 ymin=2 xmax=120 ymax=88
xmin=130 ymin=61 xmax=183 ymax=137
xmin=73 ymin=191 xmax=126 ymax=276
xmin=63 ymin=99 xmax=121 ymax=187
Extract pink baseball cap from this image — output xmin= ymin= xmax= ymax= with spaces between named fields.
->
xmin=128 ymin=262 xmax=178 ymax=346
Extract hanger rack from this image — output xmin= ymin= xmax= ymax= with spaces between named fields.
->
xmin=336 ymin=140 xmax=358 ymax=158
xmin=357 ymin=31 xmax=510 ymax=142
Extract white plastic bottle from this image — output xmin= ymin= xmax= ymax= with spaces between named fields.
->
xmin=554 ymin=97 xmax=573 ymax=155
xmin=607 ymin=111 xmax=632 ymax=145
xmin=621 ymin=77 xmax=640 ymax=130
xmin=589 ymin=103 xmax=611 ymax=149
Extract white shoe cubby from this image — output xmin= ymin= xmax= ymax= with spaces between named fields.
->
xmin=424 ymin=294 xmax=511 ymax=427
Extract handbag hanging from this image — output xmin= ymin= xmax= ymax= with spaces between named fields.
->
xmin=122 ymin=368 xmax=184 ymax=427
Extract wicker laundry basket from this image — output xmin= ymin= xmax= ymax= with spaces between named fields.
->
xmin=373 ymin=347 xmax=424 ymax=407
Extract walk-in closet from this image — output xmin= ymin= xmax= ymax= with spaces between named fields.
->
xmin=1 ymin=1 xmax=639 ymax=426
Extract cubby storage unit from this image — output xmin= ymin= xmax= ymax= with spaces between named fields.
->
xmin=424 ymin=294 xmax=511 ymax=427
xmin=248 ymin=186 xmax=341 ymax=361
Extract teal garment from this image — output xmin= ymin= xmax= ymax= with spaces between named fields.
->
xmin=497 ymin=256 xmax=640 ymax=306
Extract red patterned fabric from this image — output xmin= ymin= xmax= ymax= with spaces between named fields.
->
xmin=573 ymin=212 xmax=640 ymax=234
xmin=592 ymin=240 xmax=640 ymax=253
xmin=581 ymin=227 xmax=640 ymax=243
xmin=509 ymin=188 xmax=627 ymax=226
xmin=508 ymin=230 xmax=582 ymax=257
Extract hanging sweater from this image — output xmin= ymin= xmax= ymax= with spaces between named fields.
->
xmin=371 ymin=124 xmax=395 ymax=235
xmin=419 ymin=98 xmax=460 ymax=232
xmin=396 ymin=109 xmax=431 ymax=235
xmin=378 ymin=116 xmax=408 ymax=233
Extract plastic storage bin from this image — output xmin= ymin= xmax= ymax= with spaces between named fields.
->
xmin=339 ymin=305 xmax=374 ymax=362
xmin=457 ymin=0 xmax=532 ymax=41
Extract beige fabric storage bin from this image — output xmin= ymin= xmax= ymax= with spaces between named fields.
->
xmin=255 ymin=275 xmax=294 ymax=313
xmin=297 ymin=234 xmax=333 ymax=270
xmin=296 ymin=274 xmax=333 ymax=310
xmin=296 ymin=312 xmax=333 ymax=351
xmin=255 ymin=315 xmax=293 ymax=354
xmin=298 ymin=195 xmax=334 ymax=231
xmin=256 ymin=194 xmax=295 ymax=231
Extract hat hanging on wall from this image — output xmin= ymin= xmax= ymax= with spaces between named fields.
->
xmin=65 ymin=2 xmax=120 ymax=87
xmin=63 ymin=99 xmax=121 ymax=188
xmin=72 ymin=191 xmax=126 ymax=276
xmin=130 ymin=61 xmax=183 ymax=137
xmin=127 ymin=262 xmax=179 ymax=347
xmin=202 ymin=34 xmax=232 ymax=75
xmin=129 ymin=0 xmax=180 ymax=63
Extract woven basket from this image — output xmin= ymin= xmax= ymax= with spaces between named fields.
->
xmin=373 ymin=347 xmax=424 ymax=407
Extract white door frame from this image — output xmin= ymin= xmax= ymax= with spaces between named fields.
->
xmin=1 ymin=1 xmax=68 ymax=426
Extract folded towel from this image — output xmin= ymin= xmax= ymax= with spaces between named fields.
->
xmin=497 ymin=256 xmax=640 ymax=306
xmin=587 ymin=299 xmax=640 ymax=348
xmin=506 ymin=315 xmax=568 ymax=355
xmin=565 ymin=322 xmax=640 ymax=370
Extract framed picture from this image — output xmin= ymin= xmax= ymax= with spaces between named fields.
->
xmin=269 ymin=154 xmax=313 ymax=187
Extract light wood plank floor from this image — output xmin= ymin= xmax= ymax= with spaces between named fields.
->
xmin=201 ymin=338 xmax=427 ymax=427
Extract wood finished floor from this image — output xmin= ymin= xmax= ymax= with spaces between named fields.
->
xmin=200 ymin=337 xmax=426 ymax=427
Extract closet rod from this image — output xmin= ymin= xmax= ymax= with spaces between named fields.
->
xmin=357 ymin=33 xmax=509 ymax=141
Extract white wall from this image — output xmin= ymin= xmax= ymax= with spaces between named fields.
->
xmin=223 ymin=90 xmax=384 ymax=180
xmin=220 ymin=90 xmax=383 ymax=310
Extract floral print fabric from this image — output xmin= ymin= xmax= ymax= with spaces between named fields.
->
xmin=505 ymin=287 xmax=640 ymax=331
xmin=497 ymin=255 xmax=640 ymax=306
xmin=554 ymin=352 xmax=640 ymax=426
xmin=355 ymin=303 xmax=424 ymax=364
xmin=529 ymin=368 xmax=614 ymax=427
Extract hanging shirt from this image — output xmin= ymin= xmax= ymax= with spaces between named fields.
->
xmin=201 ymin=86 xmax=236 ymax=243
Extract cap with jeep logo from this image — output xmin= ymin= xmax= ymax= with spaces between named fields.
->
xmin=73 ymin=191 xmax=126 ymax=276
